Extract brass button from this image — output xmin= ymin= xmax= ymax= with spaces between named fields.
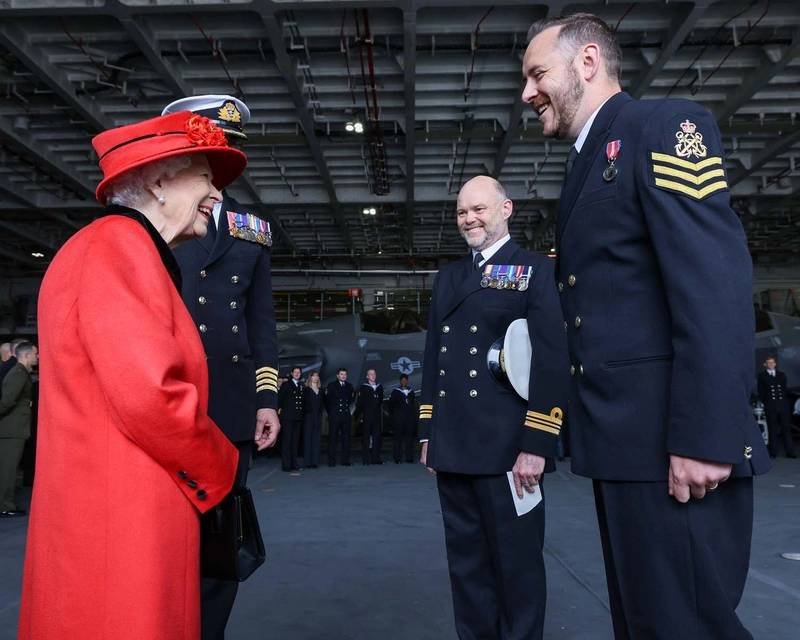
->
xmin=442 ymin=325 xmax=450 ymax=333
xmin=564 ymin=321 xmax=568 ymax=331
xmin=568 ymin=274 xmax=576 ymax=287
xmin=558 ymin=282 xmax=564 ymax=292
xmin=570 ymin=365 xmax=576 ymax=376
xmin=439 ymin=390 xmax=446 ymax=398
xmin=469 ymin=325 xmax=478 ymax=333
xmin=231 ymin=275 xmax=240 ymax=284
xmin=230 ymin=301 xmax=238 ymax=310
xmin=744 ymin=445 xmax=753 ymax=459
xmin=579 ymin=363 xmax=584 ymax=375
xmin=575 ymin=316 xmax=582 ymax=328
xmin=200 ymin=270 xmax=207 ymax=279
xmin=231 ymin=354 xmax=240 ymax=363
xmin=198 ymin=296 xmax=207 ymax=305
xmin=439 ymin=369 xmax=446 ymax=376
xmin=232 ymin=325 xmax=239 ymax=334
xmin=440 ymin=346 xmax=447 ymax=353
xmin=469 ymin=390 xmax=478 ymax=398
xmin=469 ymin=370 xmax=477 ymax=378
xmin=469 ymin=347 xmax=478 ymax=355
xmin=199 ymin=324 xmax=207 ymax=333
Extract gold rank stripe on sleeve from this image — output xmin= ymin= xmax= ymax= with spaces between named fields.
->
xmin=419 ymin=404 xmax=433 ymax=420
xmin=524 ymin=408 xmax=563 ymax=435
xmin=256 ymin=366 xmax=279 ymax=393
xmin=649 ymin=152 xmax=728 ymax=201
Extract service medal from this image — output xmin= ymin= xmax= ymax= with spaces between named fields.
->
xmin=603 ymin=139 xmax=621 ymax=182
xmin=518 ymin=278 xmax=529 ymax=292
xmin=480 ymin=276 xmax=490 ymax=288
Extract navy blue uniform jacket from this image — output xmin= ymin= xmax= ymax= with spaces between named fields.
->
xmin=556 ymin=92 xmax=770 ymax=481
xmin=174 ymin=194 xmax=279 ymax=443
xmin=419 ymin=240 xmax=569 ymax=475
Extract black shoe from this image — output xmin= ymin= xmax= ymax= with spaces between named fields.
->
xmin=342 ymin=463 xmax=352 ymax=466
xmin=787 ymin=453 xmax=797 ymax=459
xmin=0 ymin=510 xmax=26 ymax=517
xmin=394 ymin=460 xmax=401 ymax=464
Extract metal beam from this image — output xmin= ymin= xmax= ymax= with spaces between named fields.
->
xmin=630 ymin=2 xmax=709 ymax=99
xmin=258 ymin=9 xmax=353 ymax=251
xmin=491 ymin=84 xmax=525 ymax=178
xmin=729 ymin=129 xmax=800 ymax=187
xmin=714 ymin=25 xmax=800 ymax=123
xmin=113 ymin=11 xmax=192 ymax=98
xmin=0 ymin=22 xmax=111 ymax=132
xmin=403 ymin=8 xmax=417 ymax=253
xmin=0 ymin=115 xmax=96 ymax=199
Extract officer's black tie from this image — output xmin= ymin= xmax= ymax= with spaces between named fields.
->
xmin=473 ymin=252 xmax=484 ymax=271
xmin=565 ymin=146 xmax=579 ymax=178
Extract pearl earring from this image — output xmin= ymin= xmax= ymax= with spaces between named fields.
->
xmin=157 ymin=195 xmax=166 ymax=205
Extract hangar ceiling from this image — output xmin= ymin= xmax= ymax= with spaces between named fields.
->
xmin=0 ymin=0 xmax=799 ymax=276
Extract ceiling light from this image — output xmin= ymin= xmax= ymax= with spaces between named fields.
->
xmin=345 ymin=122 xmax=355 ymax=132
xmin=31 ymin=252 xmax=45 ymax=258
xmin=353 ymin=121 xmax=364 ymax=134
xmin=369 ymin=207 xmax=376 ymax=215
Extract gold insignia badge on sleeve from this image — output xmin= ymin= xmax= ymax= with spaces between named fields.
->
xmin=674 ymin=120 xmax=707 ymax=159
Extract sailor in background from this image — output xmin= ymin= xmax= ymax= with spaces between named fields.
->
xmin=758 ymin=356 xmax=796 ymax=458
xmin=523 ymin=14 xmax=770 ymax=639
xmin=354 ymin=368 xmax=384 ymax=465
xmin=163 ymin=94 xmax=281 ymax=640
xmin=389 ymin=374 xmax=418 ymax=463
xmin=278 ymin=367 xmax=305 ymax=471
xmin=325 ymin=368 xmax=355 ymax=466
xmin=419 ymin=175 xmax=568 ymax=640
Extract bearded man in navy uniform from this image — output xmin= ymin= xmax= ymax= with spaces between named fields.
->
xmin=522 ymin=14 xmax=770 ymax=639
xmin=163 ymin=95 xmax=281 ymax=640
xmin=419 ymin=175 xmax=568 ymax=639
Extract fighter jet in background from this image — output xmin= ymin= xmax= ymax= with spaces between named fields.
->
xmin=277 ymin=309 xmax=426 ymax=390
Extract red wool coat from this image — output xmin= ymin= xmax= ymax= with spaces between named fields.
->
xmin=19 ymin=216 xmax=238 ymax=640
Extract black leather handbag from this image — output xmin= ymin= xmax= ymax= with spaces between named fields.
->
xmin=200 ymin=486 xmax=266 ymax=582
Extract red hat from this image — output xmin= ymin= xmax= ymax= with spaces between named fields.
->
xmin=92 ymin=111 xmax=247 ymax=204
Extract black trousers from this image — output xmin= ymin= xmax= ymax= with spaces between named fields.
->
xmin=392 ymin=417 xmax=417 ymax=462
xmin=361 ymin=417 xmax=382 ymax=464
xmin=327 ymin=414 xmax=351 ymax=465
xmin=593 ymin=477 xmax=754 ymax=640
xmin=765 ymin=400 xmax=796 ymax=457
xmin=201 ymin=442 xmax=252 ymax=640
xmin=437 ymin=472 xmax=546 ymax=640
xmin=280 ymin=417 xmax=302 ymax=470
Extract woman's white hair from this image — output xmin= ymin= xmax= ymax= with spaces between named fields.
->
xmin=105 ymin=155 xmax=193 ymax=208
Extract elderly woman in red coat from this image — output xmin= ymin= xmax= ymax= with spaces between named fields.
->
xmin=18 ymin=112 xmax=246 ymax=640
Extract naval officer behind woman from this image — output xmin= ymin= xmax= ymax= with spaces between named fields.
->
xmin=163 ymin=95 xmax=281 ymax=640
xmin=419 ymin=175 xmax=568 ymax=640
xmin=20 ymin=111 xmax=242 ymax=639
xmin=523 ymin=14 xmax=770 ymax=639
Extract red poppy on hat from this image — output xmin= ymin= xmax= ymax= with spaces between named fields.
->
xmin=92 ymin=111 xmax=247 ymax=204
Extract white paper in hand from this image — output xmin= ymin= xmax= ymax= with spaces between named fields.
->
xmin=506 ymin=471 xmax=543 ymax=517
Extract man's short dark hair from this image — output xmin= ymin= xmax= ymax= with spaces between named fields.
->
xmin=766 ymin=355 xmax=777 ymax=362
xmin=337 ymin=367 xmax=347 ymax=374
xmin=399 ymin=374 xmax=409 ymax=381
xmin=15 ymin=341 xmax=35 ymax=360
xmin=528 ymin=13 xmax=622 ymax=83
xmin=291 ymin=366 xmax=302 ymax=373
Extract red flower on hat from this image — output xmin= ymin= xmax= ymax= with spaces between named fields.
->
xmin=185 ymin=115 xmax=227 ymax=147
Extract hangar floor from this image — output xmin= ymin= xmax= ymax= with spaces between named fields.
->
xmin=1 ymin=457 xmax=798 ymax=639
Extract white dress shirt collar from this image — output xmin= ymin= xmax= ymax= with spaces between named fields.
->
xmin=574 ymin=95 xmax=614 ymax=153
xmin=473 ymin=234 xmax=511 ymax=268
